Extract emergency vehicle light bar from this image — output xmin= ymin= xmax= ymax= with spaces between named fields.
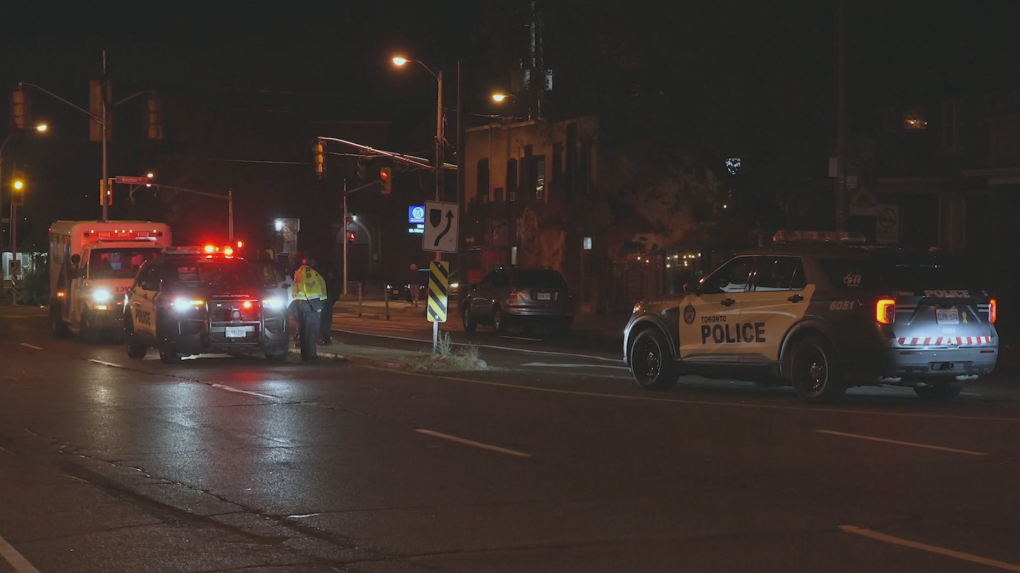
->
xmin=84 ymin=230 xmax=164 ymax=240
xmin=165 ymin=245 xmax=235 ymax=256
xmin=773 ymin=230 xmax=866 ymax=244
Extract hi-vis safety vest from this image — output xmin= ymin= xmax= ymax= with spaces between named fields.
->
xmin=292 ymin=265 xmax=326 ymax=301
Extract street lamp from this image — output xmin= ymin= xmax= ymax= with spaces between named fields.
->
xmin=1 ymin=123 xmax=48 ymax=251
xmin=392 ymin=56 xmax=443 ymax=207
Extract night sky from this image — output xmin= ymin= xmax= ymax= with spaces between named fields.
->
xmin=3 ymin=1 xmax=1019 ymax=249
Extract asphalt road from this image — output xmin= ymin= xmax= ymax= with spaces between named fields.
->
xmin=2 ymin=305 xmax=1020 ymax=572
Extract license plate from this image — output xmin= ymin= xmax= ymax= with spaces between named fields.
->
xmin=536 ymin=292 xmax=552 ymax=301
xmin=936 ymin=308 xmax=959 ymax=324
xmin=225 ymin=326 xmax=246 ymax=338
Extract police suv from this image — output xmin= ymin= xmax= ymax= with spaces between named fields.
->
xmin=623 ymin=231 xmax=999 ymax=403
xmin=123 ymin=246 xmax=290 ymax=363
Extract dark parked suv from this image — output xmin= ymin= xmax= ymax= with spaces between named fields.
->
xmin=461 ymin=266 xmax=573 ymax=334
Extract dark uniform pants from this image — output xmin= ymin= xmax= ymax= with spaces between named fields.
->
xmin=320 ymin=298 xmax=336 ymax=344
xmin=296 ymin=298 xmax=322 ymax=361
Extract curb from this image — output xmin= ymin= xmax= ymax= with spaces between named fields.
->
xmin=286 ymin=347 xmax=413 ymax=370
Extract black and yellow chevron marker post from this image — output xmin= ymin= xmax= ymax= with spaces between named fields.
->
xmin=427 ymin=261 xmax=450 ymax=323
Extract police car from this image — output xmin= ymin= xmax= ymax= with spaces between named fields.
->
xmin=123 ymin=246 xmax=291 ymax=363
xmin=623 ymin=231 xmax=999 ymax=403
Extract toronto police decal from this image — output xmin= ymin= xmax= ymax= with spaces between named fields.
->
xmin=699 ymin=315 xmax=766 ymax=344
xmin=683 ymin=303 xmax=696 ymax=325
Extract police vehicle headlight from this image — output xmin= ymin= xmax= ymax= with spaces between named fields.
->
xmin=173 ymin=297 xmax=204 ymax=312
xmin=632 ymin=302 xmax=643 ymax=314
xmin=92 ymin=289 xmax=112 ymax=304
xmin=262 ymin=297 xmax=285 ymax=311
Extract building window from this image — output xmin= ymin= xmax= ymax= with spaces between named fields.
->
xmin=506 ymin=158 xmax=518 ymax=201
xmin=725 ymin=158 xmax=741 ymax=176
xmin=904 ymin=107 xmax=927 ymax=131
xmin=533 ymin=156 xmax=545 ymax=199
xmin=477 ymin=158 xmax=490 ymax=202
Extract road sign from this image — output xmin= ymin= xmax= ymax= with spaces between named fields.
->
xmin=422 ymin=200 xmax=459 ymax=254
xmin=409 ymin=205 xmax=425 ymax=224
xmin=875 ymin=203 xmax=899 ymax=244
xmin=427 ymin=261 xmax=450 ymax=323
xmin=115 ymin=176 xmax=148 ymax=185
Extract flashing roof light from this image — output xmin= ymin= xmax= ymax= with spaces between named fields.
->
xmin=165 ymin=246 xmax=236 ymax=257
xmin=773 ymin=230 xmax=867 ymax=244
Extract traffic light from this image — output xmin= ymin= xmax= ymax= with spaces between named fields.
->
xmin=380 ymin=166 xmax=392 ymax=194
xmin=11 ymin=171 xmax=25 ymax=206
xmin=347 ymin=231 xmax=356 ymax=243
xmin=99 ymin=178 xmax=114 ymax=206
xmin=10 ymin=89 xmax=30 ymax=131
xmin=89 ymin=80 xmax=112 ymax=141
xmin=146 ymin=96 xmax=163 ymax=140
xmin=312 ymin=141 xmax=325 ymax=179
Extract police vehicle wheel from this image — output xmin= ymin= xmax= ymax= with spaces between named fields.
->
xmin=125 ymin=321 xmax=147 ymax=359
xmin=158 ymin=337 xmax=181 ymax=364
xmin=265 ymin=351 xmax=288 ymax=362
xmin=462 ymin=307 xmax=477 ymax=332
xmin=913 ymin=381 xmax=964 ymax=401
xmin=51 ymin=305 xmax=69 ymax=339
xmin=492 ymin=308 xmax=508 ymax=333
xmin=790 ymin=335 xmax=845 ymax=404
xmin=630 ymin=329 xmax=678 ymax=391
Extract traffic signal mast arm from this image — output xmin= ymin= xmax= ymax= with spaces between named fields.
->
xmin=317 ymin=136 xmax=439 ymax=170
xmin=18 ymin=81 xmax=154 ymax=126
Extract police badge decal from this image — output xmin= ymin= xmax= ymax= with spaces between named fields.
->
xmin=683 ymin=303 xmax=696 ymax=325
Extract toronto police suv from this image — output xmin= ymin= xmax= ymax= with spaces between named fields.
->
xmin=123 ymin=246 xmax=290 ymax=363
xmin=623 ymin=231 xmax=999 ymax=403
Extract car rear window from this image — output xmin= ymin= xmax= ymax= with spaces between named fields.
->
xmin=820 ymin=253 xmax=980 ymax=291
xmin=513 ymin=269 xmax=568 ymax=289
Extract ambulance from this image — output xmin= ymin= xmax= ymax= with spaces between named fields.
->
xmin=49 ymin=220 xmax=172 ymax=341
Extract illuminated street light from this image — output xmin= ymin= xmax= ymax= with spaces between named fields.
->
xmin=492 ymin=93 xmax=508 ymax=102
xmin=392 ymin=57 xmax=408 ymax=66
xmin=36 ymin=124 xmax=47 ymax=132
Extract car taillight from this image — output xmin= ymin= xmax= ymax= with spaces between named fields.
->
xmin=242 ymin=300 xmax=253 ymax=309
xmin=508 ymin=288 xmax=519 ymax=301
xmin=990 ymin=299 xmax=997 ymax=324
xmin=876 ymin=298 xmax=896 ymax=324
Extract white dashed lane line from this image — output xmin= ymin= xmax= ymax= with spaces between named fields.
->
xmin=817 ymin=430 xmax=986 ymax=456
xmin=89 ymin=359 xmax=124 ymax=368
xmin=841 ymin=526 xmax=1020 ymax=572
xmin=0 ymin=533 xmax=40 ymax=573
xmin=416 ymin=429 xmax=531 ymax=458
xmin=18 ymin=343 xmax=42 ymax=350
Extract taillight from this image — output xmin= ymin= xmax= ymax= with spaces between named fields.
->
xmin=242 ymin=300 xmax=253 ymax=309
xmin=876 ymin=299 xmax=896 ymax=324
xmin=990 ymin=299 xmax=997 ymax=324
xmin=508 ymin=288 xmax=519 ymax=301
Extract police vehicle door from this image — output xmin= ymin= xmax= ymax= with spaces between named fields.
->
xmin=130 ymin=263 xmax=159 ymax=339
xmin=740 ymin=256 xmax=813 ymax=362
xmin=678 ymin=255 xmax=754 ymax=360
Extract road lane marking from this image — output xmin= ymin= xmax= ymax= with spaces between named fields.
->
xmin=89 ymin=359 xmax=124 ymax=368
xmin=840 ymin=525 xmax=1020 ymax=572
xmin=18 ymin=343 xmax=42 ymax=350
xmin=0 ymin=446 xmax=11 ymax=454
xmin=0 ymin=534 xmax=40 ymax=573
xmin=394 ymin=371 xmax=1020 ymax=423
xmin=211 ymin=384 xmax=278 ymax=400
xmin=816 ymin=430 xmax=985 ymax=456
xmin=416 ymin=429 xmax=531 ymax=458
xmin=521 ymin=362 xmax=629 ymax=370
xmin=501 ymin=335 xmax=542 ymax=341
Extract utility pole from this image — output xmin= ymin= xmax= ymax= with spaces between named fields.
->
xmin=835 ymin=0 xmax=847 ymax=231
xmin=101 ymin=50 xmax=110 ymax=222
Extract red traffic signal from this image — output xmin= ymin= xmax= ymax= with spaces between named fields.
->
xmin=347 ymin=232 xmax=356 ymax=243
xmin=380 ymin=166 xmax=392 ymax=194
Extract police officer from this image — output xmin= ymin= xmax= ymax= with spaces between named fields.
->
xmin=291 ymin=256 xmax=327 ymax=361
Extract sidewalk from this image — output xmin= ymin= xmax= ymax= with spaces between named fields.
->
xmin=332 ymin=296 xmax=628 ymax=344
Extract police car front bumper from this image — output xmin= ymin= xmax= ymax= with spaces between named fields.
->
xmin=876 ymin=346 xmax=998 ymax=382
xmin=173 ymin=318 xmax=289 ymax=355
